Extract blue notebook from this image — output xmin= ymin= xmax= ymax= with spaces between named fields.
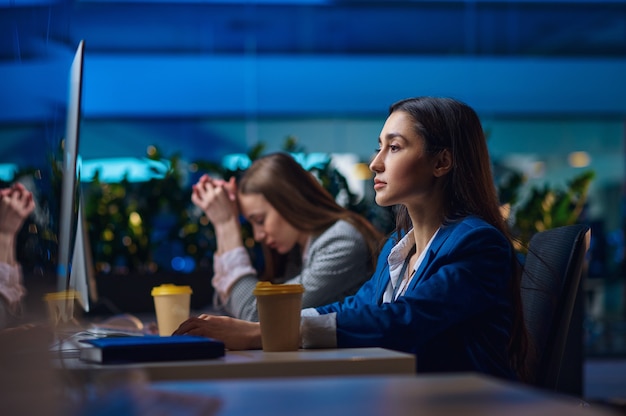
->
xmin=79 ymin=335 xmax=225 ymax=364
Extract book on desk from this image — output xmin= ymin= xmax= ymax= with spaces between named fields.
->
xmin=79 ymin=335 xmax=225 ymax=364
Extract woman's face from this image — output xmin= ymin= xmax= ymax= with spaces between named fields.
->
xmin=238 ymin=193 xmax=304 ymax=254
xmin=369 ymin=110 xmax=439 ymax=208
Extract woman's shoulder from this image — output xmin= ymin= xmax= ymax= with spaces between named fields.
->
xmin=444 ymin=215 xmax=497 ymax=231
xmin=325 ymin=219 xmax=361 ymax=236
xmin=311 ymin=219 xmax=364 ymax=245
xmin=443 ymin=216 xmax=508 ymax=246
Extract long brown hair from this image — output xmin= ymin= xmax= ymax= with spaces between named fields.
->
xmin=238 ymin=152 xmax=383 ymax=274
xmin=389 ymin=97 xmax=531 ymax=381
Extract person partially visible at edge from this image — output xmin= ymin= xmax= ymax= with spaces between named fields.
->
xmin=0 ymin=183 xmax=35 ymax=329
xmin=191 ymin=152 xmax=384 ymax=322
xmin=178 ymin=97 xmax=532 ymax=382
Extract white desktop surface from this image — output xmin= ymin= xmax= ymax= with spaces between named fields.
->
xmin=140 ymin=373 xmax=617 ymax=416
xmin=56 ymin=346 xmax=416 ymax=382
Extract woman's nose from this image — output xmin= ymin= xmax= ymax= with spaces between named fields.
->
xmin=369 ymin=153 xmax=383 ymax=173
xmin=254 ymin=228 xmax=266 ymax=242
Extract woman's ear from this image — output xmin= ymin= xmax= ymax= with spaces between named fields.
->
xmin=433 ymin=149 xmax=453 ymax=177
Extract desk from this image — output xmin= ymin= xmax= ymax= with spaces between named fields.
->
xmin=82 ymin=374 xmax=620 ymax=416
xmin=56 ymin=347 xmax=416 ymax=383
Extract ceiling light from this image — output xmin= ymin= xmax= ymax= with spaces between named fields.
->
xmin=352 ymin=163 xmax=373 ymax=180
xmin=568 ymin=151 xmax=591 ymax=168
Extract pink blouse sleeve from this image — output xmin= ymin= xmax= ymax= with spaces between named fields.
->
xmin=0 ymin=263 xmax=26 ymax=313
xmin=212 ymin=247 xmax=257 ymax=302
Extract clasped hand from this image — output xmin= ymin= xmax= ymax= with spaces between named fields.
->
xmin=191 ymin=175 xmax=238 ymax=227
xmin=0 ymin=183 xmax=35 ymax=236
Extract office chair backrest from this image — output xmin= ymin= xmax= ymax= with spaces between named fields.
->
xmin=520 ymin=224 xmax=591 ymax=393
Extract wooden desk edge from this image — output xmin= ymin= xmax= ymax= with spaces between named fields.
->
xmin=56 ymin=347 xmax=416 ymax=382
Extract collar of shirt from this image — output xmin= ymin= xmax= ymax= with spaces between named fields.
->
xmin=383 ymin=231 xmax=415 ymax=303
xmin=301 ymin=235 xmax=312 ymax=265
xmin=383 ymin=228 xmax=440 ymax=302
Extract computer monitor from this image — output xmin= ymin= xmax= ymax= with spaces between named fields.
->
xmin=69 ymin=194 xmax=97 ymax=312
xmin=57 ymin=39 xmax=97 ymax=312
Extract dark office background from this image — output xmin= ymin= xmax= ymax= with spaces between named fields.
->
xmin=1 ymin=0 xmax=625 ymax=357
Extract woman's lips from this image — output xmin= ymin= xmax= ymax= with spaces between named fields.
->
xmin=373 ymin=179 xmax=386 ymax=190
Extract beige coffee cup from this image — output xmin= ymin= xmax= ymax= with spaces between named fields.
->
xmin=151 ymin=284 xmax=193 ymax=336
xmin=253 ymin=282 xmax=304 ymax=352
xmin=43 ymin=290 xmax=80 ymax=328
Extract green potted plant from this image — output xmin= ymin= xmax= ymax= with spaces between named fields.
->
xmin=498 ymin=169 xmax=595 ymax=253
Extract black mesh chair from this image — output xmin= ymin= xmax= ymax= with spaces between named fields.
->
xmin=521 ymin=224 xmax=591 ymax=396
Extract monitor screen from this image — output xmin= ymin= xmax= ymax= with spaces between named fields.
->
xmin=57 ymin=39 xmax=96 ymax=312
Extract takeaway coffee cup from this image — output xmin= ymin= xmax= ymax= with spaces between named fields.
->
xmin=253 ymin=282 xmax=304 ymax=352
xmin=43 ymin=290 xmax=80 ymax=328
xmin=151 ymin=284 xmax=193 ymax=336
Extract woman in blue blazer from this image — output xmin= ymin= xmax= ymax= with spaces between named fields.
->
xmin=175 ymin=96 xmax=531 ymax=381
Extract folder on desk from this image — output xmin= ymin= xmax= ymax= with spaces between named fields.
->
xmin=79 ymin=335 xmax=225 ymax=364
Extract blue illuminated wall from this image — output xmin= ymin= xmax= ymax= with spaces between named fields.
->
xmin=1 ymin=1 xmax=625 ymax=223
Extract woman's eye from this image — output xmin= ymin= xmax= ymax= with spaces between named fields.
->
xmin=375 ymin=143 xmax=401 ymax=153
xmin=247 ymin=216 xmax=264 ymax=226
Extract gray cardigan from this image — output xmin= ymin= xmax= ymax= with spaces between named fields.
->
xmin=223 ymin=220 xmax=374 ymax=322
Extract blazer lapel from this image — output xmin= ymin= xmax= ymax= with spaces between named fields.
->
xmin=376 ymin=261 xmax=391 ymax=304
xmin=407 ymin=223 xmax=457 ymax=290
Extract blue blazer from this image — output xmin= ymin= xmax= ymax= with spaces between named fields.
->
xmin=316 ymin=216 xmax=516 ymax=379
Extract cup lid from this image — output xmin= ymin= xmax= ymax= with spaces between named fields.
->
xmin=252 ymin=281 xmax=305 ymax=296
xmin=151 ymin=284 xmax=193 ymax=296
xmin=43 ymin=289 xmax=80 ymax=301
